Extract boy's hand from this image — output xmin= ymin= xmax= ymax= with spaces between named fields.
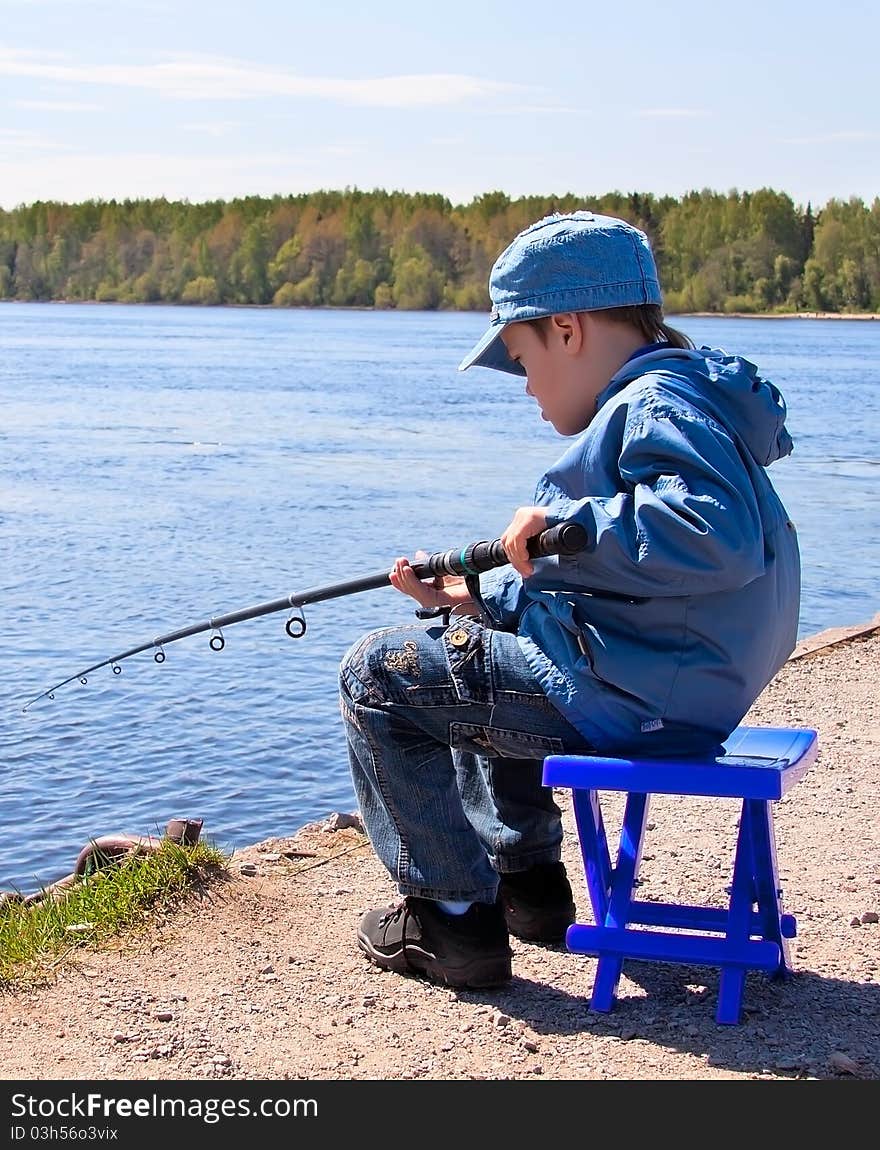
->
xmin=501 ymin=506 xmax=549 ymax=576
xmin=389 ymin=552 xmax=478 ymax=614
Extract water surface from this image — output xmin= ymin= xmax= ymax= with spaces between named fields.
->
xmin=2 ymin=305 xmax=877 ymax=894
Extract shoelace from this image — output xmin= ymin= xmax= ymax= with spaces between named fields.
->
xmin=377 ymin=900 xmax=420 ymax=970
xmin=378 ymin=900 xmax=410 ymax=927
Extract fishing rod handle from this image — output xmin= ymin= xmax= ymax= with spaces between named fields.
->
xmin=415 ymin=520 xmax=588 ymax=579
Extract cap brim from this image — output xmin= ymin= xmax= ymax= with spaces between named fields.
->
xmin=458 ymin=322 xmax=525 ymax=376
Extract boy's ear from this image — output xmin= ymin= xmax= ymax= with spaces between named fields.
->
xmin=549 ymin=311 xmax=584 ymax=354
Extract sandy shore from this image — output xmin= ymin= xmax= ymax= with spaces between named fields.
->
xmin=0 ymin=618 xmax=878 ymax=1082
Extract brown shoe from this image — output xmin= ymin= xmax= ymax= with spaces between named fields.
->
xmin=357 ymin=896 xmax=512 ymax=988
xmin=498 ymin=862 xmax=576 ymax=944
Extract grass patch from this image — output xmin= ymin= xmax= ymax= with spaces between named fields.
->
xmin=0 ymin=838 xmax=230 ymax=989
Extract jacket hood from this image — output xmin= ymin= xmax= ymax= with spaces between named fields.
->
xmin=604 ymin=346 xmax=794 ymax=467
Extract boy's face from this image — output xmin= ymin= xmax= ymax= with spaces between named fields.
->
xmin=501 ymin=315 xmax=607 ymax=436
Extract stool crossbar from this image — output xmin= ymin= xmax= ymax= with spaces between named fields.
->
xmin=542 ymin=724 xmax=818 ymax=1025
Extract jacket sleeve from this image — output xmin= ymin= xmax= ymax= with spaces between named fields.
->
xmin=541 ymin=406 xmax=767 ymax=598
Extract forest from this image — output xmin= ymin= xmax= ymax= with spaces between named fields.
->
xmin=1 ymin=187 xmax=878 ymax=314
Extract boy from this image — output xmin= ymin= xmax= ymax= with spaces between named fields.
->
xmin=338 ymin=210 xmax=800 ymax=988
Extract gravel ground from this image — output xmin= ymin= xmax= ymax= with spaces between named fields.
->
xmin=1 ymin=626 xmax=878 ymax=1082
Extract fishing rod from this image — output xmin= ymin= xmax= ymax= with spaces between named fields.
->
xmin=22 ymin=520 xmax=589 ymax=712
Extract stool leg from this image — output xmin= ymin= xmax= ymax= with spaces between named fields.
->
xmin=716 ymin=801 xmax=758 ymax=1024
xmin=609 ymin=791 xmax=650 ymax=926
xmin=745 ymin=798 xmax=792 ymax=976
xmin=590 ymin=792 xmax=650 ymax=1013
xmin=571 ymin=788 xmax=612 ymax=925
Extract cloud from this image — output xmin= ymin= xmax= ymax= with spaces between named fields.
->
xmin=13 ymin=99 xmax=103 ymax=111
xmin=180 ymin=120 xmax=243 ymax=138
xmin=0 ymin=126 xmax=72 ymax=150
xmin=0 ymin=0 xmax=167 ymax=8
xmin=478 ymin=100 xmax=592 ymax=117
xmin=319 ymin=142 xmax=368 ymax=158
xmin=635 ymin=108 xmax=710 ymax=119
xmin=0 ymin=47 xmax=521 ymax=107
xmin=781 ymin=130 xmax=880 ymax=145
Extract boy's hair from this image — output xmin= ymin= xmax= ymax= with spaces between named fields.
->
xmin=526 ymin=304 xmax=694 ymax=350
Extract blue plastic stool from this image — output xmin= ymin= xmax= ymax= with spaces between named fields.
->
xmin=542 ymin=725 xmax=818 ymax=1025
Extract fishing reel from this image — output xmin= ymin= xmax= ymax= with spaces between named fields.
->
xmin=414 ymin=605 xmax=452 ymax=626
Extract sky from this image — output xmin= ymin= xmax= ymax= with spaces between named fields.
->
xmin=1 ymin=0 xmax=878 ymax=211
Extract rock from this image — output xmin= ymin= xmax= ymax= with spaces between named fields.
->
xmin=828 ymin=1052 xmax=861 ymax=1076
xmin=774 ymin=1056 xmax=800 ymax=1071
xmin=323 ymin=811 xmax=364 ymax=832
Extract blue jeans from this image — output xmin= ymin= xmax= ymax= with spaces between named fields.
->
xmin=338 ymin=616 xmax=591 ymax=904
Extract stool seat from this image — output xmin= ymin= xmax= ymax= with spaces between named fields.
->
xmin=542 ymin=724 xmax=818 ymax=1025
xmin=544 ymin=724 xmax=816 ymax=800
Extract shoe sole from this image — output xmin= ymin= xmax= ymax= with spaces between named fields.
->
xmin=356 ymin=930 xmax=512 ymax=988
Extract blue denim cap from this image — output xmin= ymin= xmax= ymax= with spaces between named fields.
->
xmin=458 ymin=210 xmax=662 ymax=376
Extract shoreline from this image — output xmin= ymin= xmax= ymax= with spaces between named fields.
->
xmin=0 ymin=299 xmax=878 ymax=321
xmin=789 ymin=611 xmax=880 ymax=658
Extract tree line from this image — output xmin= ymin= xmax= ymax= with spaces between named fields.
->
xmin=1 ymin=187 xmax=878 ymax=314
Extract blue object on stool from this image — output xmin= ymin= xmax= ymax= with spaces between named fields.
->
xmin=542 ymin=725 xmax=818 ymax=1025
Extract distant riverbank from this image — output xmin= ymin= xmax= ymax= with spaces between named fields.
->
xmin=677 ymin=311 xmax=879 ymax=321
xmin=2 ymin=299 xmax=879 ymax=320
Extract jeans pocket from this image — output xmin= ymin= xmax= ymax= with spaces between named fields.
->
xmin=449 ymin=721 xmax=565 ymax=760
xmin=443 ymin=621 xmax=492 ymax=703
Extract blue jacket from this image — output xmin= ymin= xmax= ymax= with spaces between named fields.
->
xmin=477 ymin=345 xmax=801 ymax=755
